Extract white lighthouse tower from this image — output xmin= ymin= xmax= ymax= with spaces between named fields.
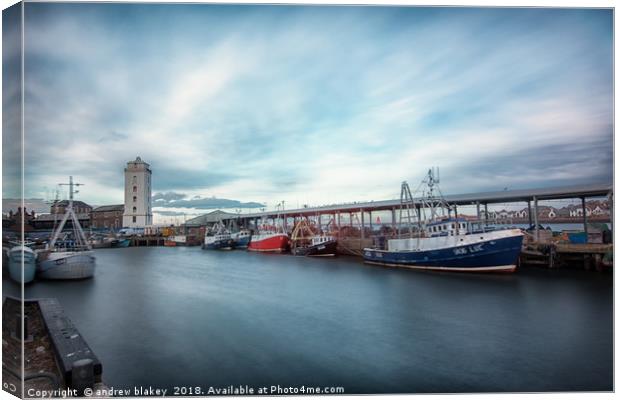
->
xmin=122 ymin=156 xmax=152 ymax=228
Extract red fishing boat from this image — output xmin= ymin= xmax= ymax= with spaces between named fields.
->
xmin=248 ymin=203 xmax=290 ymax=252
xmin=247 ymin=230 xmax=289 ymax=252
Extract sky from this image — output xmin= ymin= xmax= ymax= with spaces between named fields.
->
xmin=2 ymin=4 xmax=614 ymax=222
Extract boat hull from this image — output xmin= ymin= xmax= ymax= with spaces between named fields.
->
xmin=38 ymin=252 xmax=96 ymax=280
xmin=363 ymin=232 xmax=523 ymax=272
xmin=232 ymin=235 xmax=251 ymax=249
xmin=248 ymin=233 xmax=289 ymax=253
xmin=292 ymin=239 xmax=338 ymax=256
xmin=8 ymin=248 xmax=36 ymax=283
xmin=202 ymin=239 xmax=234 ymax=250
xmin=111 ymin=239 xmax=131 ymax=248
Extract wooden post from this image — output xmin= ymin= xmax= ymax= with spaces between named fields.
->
xmin=533 ymin=196 xmax=539 ymax=242
xmin=581 ymin=197 xmax=588 ymax=243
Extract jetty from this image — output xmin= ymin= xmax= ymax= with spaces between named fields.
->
xmin=2 ymin=297 xmax=105 ymax=397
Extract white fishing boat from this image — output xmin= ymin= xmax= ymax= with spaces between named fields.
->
xmin=37 ymin=177 xmax=96 ymax=280
xmin=8 ymin=242 xmax=37 ymax=284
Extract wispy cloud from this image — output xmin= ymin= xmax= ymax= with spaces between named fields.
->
xmin=9 ymin=4 xmax=612 ymax=216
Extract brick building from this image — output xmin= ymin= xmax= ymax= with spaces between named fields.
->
xmin=91 ymin=205 xmax=124 ymax=230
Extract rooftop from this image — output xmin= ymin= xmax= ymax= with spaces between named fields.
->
xmin=92 ymin=204 xmax=124 ymax=212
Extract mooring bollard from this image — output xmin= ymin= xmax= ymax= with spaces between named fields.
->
xmin=13 ymin=313 xmax=31 ymax=342
xmin=71 ymin=358 xmax=95 ymax=395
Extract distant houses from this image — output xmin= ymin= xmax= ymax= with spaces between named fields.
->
xmin=482 ymin=200 xmax=610 ymax=222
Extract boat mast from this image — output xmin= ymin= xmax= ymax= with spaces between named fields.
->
xmin=398 ymin=181 xmax=415 ymax=238
xmin=48 ymin=176 xmax=90 ymax=250
xmin=420 ymin=168 xmax=449 ymax=222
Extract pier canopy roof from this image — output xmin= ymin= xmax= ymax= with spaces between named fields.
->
xmin=226 ymin=182 xmax=612 ymax=220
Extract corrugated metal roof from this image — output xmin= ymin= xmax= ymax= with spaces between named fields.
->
xmin=184 ymin=210 xmax=238 ymax=226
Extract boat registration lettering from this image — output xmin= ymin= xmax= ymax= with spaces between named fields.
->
xmin=453 ymin=244 xmax=484 ymax=255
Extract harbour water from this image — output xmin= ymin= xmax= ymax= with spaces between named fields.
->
xmin=4 ymin=247 xmax=612 ymax=393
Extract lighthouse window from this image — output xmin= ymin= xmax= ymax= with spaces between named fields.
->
xmin=133 ymin=207 xmax=137 ymax=213
xmin=132 ymin=216 xmax=136 ymax=223
xmin=133 ymin=196 xmax=137 ymax=202
xmin=132 ymin=176 xmax=137 ymax=184
xmin=133 ymin=186 xmax=137 ymax=193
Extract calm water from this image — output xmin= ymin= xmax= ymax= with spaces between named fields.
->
xmin=4 ymin=247 xmax=613 ymax=394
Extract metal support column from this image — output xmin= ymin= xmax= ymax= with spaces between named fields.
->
xmin=484 ymin=203 xmax=488 ymax=226
xmin=360 ymin=209 xmax=365 ymax=240
xmin=582 ymin=197 xmax=588 ymax=243
xmin=369 ymin=210 xmax=373 ymax=232
xmin=391 ymin=207 xmax=396 ymax=232
xmin=533 ymin=196 xmax=539 ymax=242
xmin=416 ymin=205 xmax=422 ymax=231
xmin=527 ymin=200 xmax=532 ymax=227
xmin=476 ymin=201 xmax=481 ymax=220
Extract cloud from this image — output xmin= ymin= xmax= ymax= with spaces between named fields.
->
xmin=11 ymin=4 xmax=612 ymax=212
xmin=153 ymin=191 xmax=187 ymax=202
xmin=152 ymin=191 xmax=265 ymax=209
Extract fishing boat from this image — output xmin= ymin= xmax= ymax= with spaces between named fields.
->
xmin=8 ymin=243 xmax=37 ymax=283
xmin=203 ymin=222 xmax=234 ymax=250
xmin=231 ymin=229 xmax=252 ymax=249
xmin=37 ymin=177 xmax=96 ymax=280
xmin=290 ymin=219 xmax=338 ymax=256
xmin=247 ymin=231 xmax=290 ymax=252
xmin=88 ymin=234 xmax=115 ymax=248
xmin=111 ymin=238 xmax=131 ymax=248
xmin=248 ymin=202 xmax=290 ymax=253
xmin=363 ymin=169 xmax=524 ymax=273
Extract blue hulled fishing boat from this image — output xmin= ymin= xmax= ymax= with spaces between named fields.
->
xmin=363 ymin=169 xmax=523 ymax=273
xmin=203 ymin=221 xmax=234 ymax=250
xmin=231 ymin=229 xmax=252 ymax=249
